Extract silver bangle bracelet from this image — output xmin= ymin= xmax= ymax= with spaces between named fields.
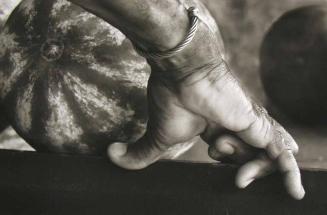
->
xmin=134 ymin=7 xmax=199 ymax=60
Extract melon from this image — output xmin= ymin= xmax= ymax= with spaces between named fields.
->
xmin=0 ymin=0 xmax=150 ymax=154
xmin=0 ymin=104 xmax=8 ymax=133
xmin=0 ymin=0 xmax=22 ymax=133
xmin=260 ymin=5 xmax=327 ymax=125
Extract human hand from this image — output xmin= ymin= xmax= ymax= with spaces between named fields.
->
xmin=107 ymin=1 xmax=305 ymax=200
xmin=207 ymin=129 xmax=303 ymax=199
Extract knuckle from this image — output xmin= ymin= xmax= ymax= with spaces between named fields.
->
xmin=291 ymin=142 xmax=299 ymax=154
xmin=268 ymin=121 xmax=299 ymax=158
xmin=283 ymin=150 xmax=296 ymax=161
xmin=279 ymin=150 xmax=298 ymax=172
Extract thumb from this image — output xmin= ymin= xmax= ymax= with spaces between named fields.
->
xmin=107 ymin=131 xmax=195 ymax=170
xmin=107 ymin=132 xmax=165 ymax=170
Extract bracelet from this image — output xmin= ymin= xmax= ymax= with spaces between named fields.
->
xmin=134 ymin=7 xmax=199 ymax=60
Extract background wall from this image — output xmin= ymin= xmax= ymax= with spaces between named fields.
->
xmin=0 ymin=0 xmax=20 ymax=24
xmin=1 ymin=0 xmax=327 ymax=168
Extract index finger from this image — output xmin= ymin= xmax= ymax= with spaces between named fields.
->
xmin=236 ymin=103 xmax=304 ymax=199
xmin=268 ymin=123 xmax=305 ymax=199
xmin=237 ymin=103 xmax=298 ymax=154
xmin=278 ymin=150 xmax=305 ymax=200
xmin=257 ymin=110 xmax=305 ymax=199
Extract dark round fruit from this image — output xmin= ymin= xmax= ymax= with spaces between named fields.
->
xmin=260 ymin=5 xmax=327 ymax=125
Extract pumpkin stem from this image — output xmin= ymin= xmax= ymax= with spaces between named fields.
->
xmin=40 ymin=39 xmax=65 ymax=62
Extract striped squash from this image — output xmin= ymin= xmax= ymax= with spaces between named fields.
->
xmin=0 ymin=104 xmax=9 ymax=133
xmin=0 ymin=1 xmax=21 ymax=134
xmin=0 ymin=0 xmax=150 ymax=154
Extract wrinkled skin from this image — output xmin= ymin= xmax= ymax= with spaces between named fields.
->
xmin=70 ymin=0 xmax=305 ymax=199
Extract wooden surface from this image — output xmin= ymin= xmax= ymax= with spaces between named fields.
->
xmin=0 ymin=149 xmax=326 ymax=215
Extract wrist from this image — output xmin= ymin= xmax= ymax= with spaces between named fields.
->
xmin=147 ymin=22 xmax=225 ymax=82
xmin=149 ymin=58 xmax=226 ymax=91
xmin=132 ymin=3 xmax=190 ymax=53
xmin=137 ymin=8 xmax=225 ymax=81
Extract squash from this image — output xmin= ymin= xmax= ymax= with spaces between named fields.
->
xmin=0 ymin=1 xmax=21 ymax=133
xmin=0 ymin=104 xmax=9 ymax=133
xmin=260 ymin=5 xmax=327 ymax=125
xmin=0 ymin=0 xmax=150 ymax=154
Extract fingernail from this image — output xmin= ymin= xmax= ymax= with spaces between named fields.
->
xmin=109 ymin=142 xmax=127 ymax=157
xmin=298 ymin=186 xmax=306 ymax=199
xmin=292 ymin=185 xmax=305 ymax=200
xmin=241 ymin=178 xmax=255 ymax=189
xmin=218 ymin=142 xmax=235 ymax=155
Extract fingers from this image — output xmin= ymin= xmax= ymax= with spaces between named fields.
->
xmin=107 ymin=130 xmax=171 ymax=170
xmin=208 ymin=134 xmax=259 ymax=164
xmin=201 ymin=123 xmax=258 ymax=164
xmin=279 ymin=150 xmax=305 ymax=200
xmin=107 ymin=133 xmax=164 ymax=170
xmin=208 ymin=131 xmax=304 ymax=199
xmin=236 ymin=103 xmax=304 ymax=199
xmin=236 ymin=157 xmax=274 ymax=189
xmin=207 ymin=134 xmax=276 ymax=189
xmin=237 ymin=104 xmax=298 ymax=154
xmin=266 ymin=125 xmax=299 ymax=158
xmin=108 ymin=131 xmax=196 ymax=170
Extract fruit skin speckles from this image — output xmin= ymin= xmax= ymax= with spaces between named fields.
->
xmin=51 ymin=0 xmax=72 ymax=17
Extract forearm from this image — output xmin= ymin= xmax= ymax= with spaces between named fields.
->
xmin=68 ymin=0 xmax=189 ymax=51
xmin=69 ymin=0 xmax=224 ymax=79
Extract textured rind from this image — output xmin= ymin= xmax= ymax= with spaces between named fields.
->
xmin=0 ymin=0 xmax=150 ymax=154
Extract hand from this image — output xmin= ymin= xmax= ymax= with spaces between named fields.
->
xmin=106 ymin=1 xmax=305 ymax=200
xmin=208 ymin=131 xmax=301 ymax=197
